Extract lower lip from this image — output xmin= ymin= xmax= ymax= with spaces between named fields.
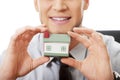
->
xmin=50 ymin=18 xmax=70 ymax=25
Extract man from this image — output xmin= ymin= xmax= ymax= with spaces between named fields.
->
xmin=0 ymin=0 xmax=120 ymax=80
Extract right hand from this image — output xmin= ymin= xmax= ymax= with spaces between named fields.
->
xmin=0 ymin=24 xmax=50 ymax=80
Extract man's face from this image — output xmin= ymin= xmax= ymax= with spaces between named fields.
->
xmin=35 ymin=0 xmax=89 ymax=34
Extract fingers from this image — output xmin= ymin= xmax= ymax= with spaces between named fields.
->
xmin=91 ymin=32 xmax=105 ymax=46
xmin=32 ymin=57 xmax=50 ymax=70
xmin=68 ymin=31 xmax=91 ymax=48
xmin=13 ymin=24 xmax=47 ymax=40
xmin=68 ymin=27 xmax=103 ymax=48
xmin=61 ymin=58 xmax=82 ymax=70
xmin=73 ymin=27 xmax=94 ymax=35
xmin=8 ymin=24 xmax=47 ymax=48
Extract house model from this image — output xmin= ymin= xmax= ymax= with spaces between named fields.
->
xmin=43 ymin=31 xmax=71 ymax=57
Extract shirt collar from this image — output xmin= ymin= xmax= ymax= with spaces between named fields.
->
xmin=70 ymin=43 xmax=87 ymax=60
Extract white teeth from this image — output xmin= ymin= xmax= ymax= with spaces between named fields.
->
xmin=52 ymin=18 xmax=68 ymax=21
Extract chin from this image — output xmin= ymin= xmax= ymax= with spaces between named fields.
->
xmin=50 ymin=31 xmax=67 ymax=34
xmin=47 ymin=24 xmax=73 ymax=34
xmin=49 ymin=29 xmax=68 ymax=34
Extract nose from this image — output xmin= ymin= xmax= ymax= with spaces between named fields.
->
xmin=52 ymin=0 xmax=67 ymax=11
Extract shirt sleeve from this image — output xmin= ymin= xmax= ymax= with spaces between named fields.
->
xmin=102 ymin=35 xmax=120 ymax=74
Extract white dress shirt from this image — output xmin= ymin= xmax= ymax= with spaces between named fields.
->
xmin=1 ymin=33 xmax=120 ymax=80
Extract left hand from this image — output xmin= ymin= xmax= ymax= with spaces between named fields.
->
xmin=0 ymin=25 xmax=49 ymax=80
xmin=61 ymin=28 xmax=113 ymax=80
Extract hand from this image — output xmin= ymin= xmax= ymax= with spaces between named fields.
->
xmin=0 ymin=24 xmax=50 ymax=80
xmin=61 ymin=28 xmax=113 ymax=80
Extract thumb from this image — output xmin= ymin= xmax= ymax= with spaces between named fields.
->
xmin=32 ymin=57 xmax=50 ymax=70
xmin=61 ymin=58 xmax=82 ymax=70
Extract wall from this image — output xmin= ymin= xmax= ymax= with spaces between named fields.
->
xmin=0 ymin=0 xmax=120 ymax=54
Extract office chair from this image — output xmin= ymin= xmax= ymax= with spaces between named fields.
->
xmin=97 ymin=30 xmax=120 ymax=43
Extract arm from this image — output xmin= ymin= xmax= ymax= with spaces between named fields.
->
xmin=0 ymin=25 xmax=49 ymax=80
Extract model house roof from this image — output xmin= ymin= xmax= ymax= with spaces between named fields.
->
xmin=44 ymin=34 xmax=71 ymax=43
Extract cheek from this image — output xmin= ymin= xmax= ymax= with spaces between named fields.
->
xmin=39 ymin=5 xmax=50 ymax=23
xmin=71 ymin=11 xmax=82 ymax=27
xmin=72 ymin=6 xmax=83 ymax=24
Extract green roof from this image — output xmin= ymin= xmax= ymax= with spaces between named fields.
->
xmin=44 ymin=34 xmax=71 ymax=43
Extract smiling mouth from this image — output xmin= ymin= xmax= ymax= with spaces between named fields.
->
xmin=49 ymin=17 xmax=71 ymax=25
xmin=50 ymin=17 xmax=71 ymax=21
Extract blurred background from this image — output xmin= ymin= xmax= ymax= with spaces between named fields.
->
xmin=0 ymin=0 xmax=120 ymax=54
